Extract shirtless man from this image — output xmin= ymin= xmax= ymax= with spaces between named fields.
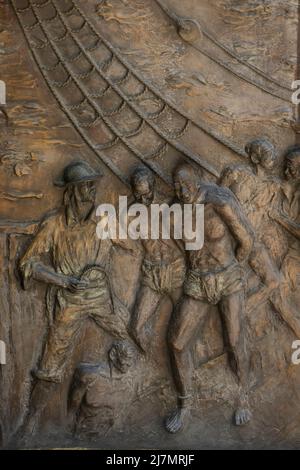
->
xmin=270 ymin=147 xmax=300 ymax=293
xmin=130 ymin=167 xmax=186 ymax=352
xmin=220 ymin=139 xmax=300 ymax=338
xmin=165 ymin=164 xmax=254 ymax=433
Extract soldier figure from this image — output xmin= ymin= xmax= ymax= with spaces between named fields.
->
xmin=165 ymin=164 xmax=254 ymax=433
xmin=17 ymin=161 xmax=134 ymax=438
xmin=130 ymin=167 xmax=186 ymax=352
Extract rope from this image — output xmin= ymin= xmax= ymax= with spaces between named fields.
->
xmin=166 ymin=120 xmax=190 ymax=140
xmin=66 ymin=97 xmax=87 ymax=110
xmin=31 ymin=0 xmax=173 ymax=185
xmin=12 ymin=0 xmax=130 ymax=187
xmin=154 ymin=0 xmax=291 ymax=95
xmin=113 ymin=69 xmax=130 ymax=85
xmin=103 ymin=100 xmax=126 ymax=117
xmin=41 ymin=60 xmax=60 ymax=71
xmin=14 ymin=0 xmax=220 ymax=180
xmin=144 ymin=142 xmax=168 ymax=160
xmin=122 ymin=119 xmax=145 ymax=138
xmin=50 ymin=75 xmax=72 ymax=88
xmin=57 ymin=2 xmax=221 ymax=176
xmin=66 ymin=0 xmax=247 ymax=159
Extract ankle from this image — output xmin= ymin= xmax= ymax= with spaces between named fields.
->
xmin=178 ymin=394 xmax=193 ymax=409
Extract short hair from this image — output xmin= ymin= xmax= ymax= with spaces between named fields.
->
xmin=174 ymin=162 xmax=202 ymax=181
xmin=108 ymin=340 xmax=137 ymax=365
xmin=285 ymin=146 xmax=300 ymax=164
xmin=245 ymin=138 xmax=275 ymax=164
xmin=131 ymin=166 xmax=155 ymax=189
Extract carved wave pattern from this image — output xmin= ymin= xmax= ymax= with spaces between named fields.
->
xmin=12 ymin=0 xmax=252 ymax=186
xmin=155 ymin=0 xmax=291 ymax=102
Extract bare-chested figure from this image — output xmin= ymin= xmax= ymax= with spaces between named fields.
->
xmin=165 ymin=164 xmax=254 ymax=434
xmin=270 ymin=147 xmax=300 ymax=293
xmin=130 ymin=167 xmax=186 ymax=352
xmin=220 ymin=139 xmax=300 ymax=338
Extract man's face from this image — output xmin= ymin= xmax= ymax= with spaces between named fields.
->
xmin=174 ymin=172 xmax=198 ymax=204
xmin=133 ymin=179 xmax=154 ymax=206
xmin=285 ymin=156 xmax=300 ymax=182
xmin=260 ymin=150 xmax=276 ymax=171
xmin=109 ymin=348 xmax=132 ymax=374
xmin=77 ymin=180 xmax=97 ymax=203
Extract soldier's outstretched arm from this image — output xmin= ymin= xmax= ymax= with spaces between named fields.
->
xmin=30 ymin=262 xmax=87 ymax=290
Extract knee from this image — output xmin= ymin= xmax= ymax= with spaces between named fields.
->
xmin=168 ymin=332 xmax=185 ymax=354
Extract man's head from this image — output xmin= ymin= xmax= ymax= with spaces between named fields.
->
xmin=56 ymin=161 xmax=102 ymax=204
xmin=284 ymin=147 xmax=300 ymax=182
xmin=73 ymin=180 xmax=97 ymax=204
xmin=108 ymin=341 xmax=137 ymax=374
xmin=131 ymin=167 xmax=155 ymax=206
xmin=219 ymin=164 xmax=253 ymax=188
xmin=174 ymin=163 xmax=200 ymax=204
xmin=245 ymin=139 xmax=276 ymax=170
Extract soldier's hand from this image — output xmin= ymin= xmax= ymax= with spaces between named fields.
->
xmin=66 ymin=277 xmax=90 ymax=292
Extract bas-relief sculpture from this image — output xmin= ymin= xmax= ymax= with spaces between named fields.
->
xmin=1 ymin=0 xmax=300 ymax=449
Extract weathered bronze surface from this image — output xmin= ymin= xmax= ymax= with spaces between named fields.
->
xmin=1 ymin=0 xmax=300 ymax=449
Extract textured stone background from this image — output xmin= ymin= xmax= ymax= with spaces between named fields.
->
xmin=0 ymin=0 xmax=300 ymax=449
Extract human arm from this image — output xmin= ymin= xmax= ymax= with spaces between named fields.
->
xmin=30 ymin=262 xmax=89 ymax=291
xmin=269 ymin=209 xmax=300 ymax=240
xmin=19 ymin=215 xmax=89 ymax=291
xmin=214 ymin=189 xmax=254 ymax=262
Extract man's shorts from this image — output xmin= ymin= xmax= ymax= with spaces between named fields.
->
xmin=184 ymin=262 xmax=245 ymax=305
xmin=142 ymin=257 xmax=186 ymax=295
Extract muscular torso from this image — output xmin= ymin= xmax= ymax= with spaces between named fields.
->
xmin=140 ymin=198 xmax=184 ymax=265
xmin=187 ymin=203 xmax=236 ymax=272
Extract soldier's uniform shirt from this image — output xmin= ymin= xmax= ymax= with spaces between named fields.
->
xmin=20 ymin=205 xmax=129 ymax=383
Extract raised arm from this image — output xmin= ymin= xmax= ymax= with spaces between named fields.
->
xmin=270 ymin=211 xmax=300 ymax=240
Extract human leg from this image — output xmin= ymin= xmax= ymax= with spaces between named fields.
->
xmin=165 ymin=296 xmax=211 ymax=433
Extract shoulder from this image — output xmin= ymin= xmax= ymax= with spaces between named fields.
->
xmin=38 ymin=209 xmax=63 ymax=230
xmin=205 ymin=183 xmax=238 ymax=207
xmin=28 ymin=210 xmax=63 ymax=243
xmin=220 ymin=164 xmax=254 ymax=186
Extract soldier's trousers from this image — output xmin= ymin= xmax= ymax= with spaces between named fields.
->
xmin=35 ymin=292 xmax=129 ymax=384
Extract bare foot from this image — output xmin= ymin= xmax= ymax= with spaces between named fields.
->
xmin=235 ymin=407 xmax=252 ymax=426
xmin=165 ymin=407 xmax=190 ymax=434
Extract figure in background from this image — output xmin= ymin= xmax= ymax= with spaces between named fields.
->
xmin=270 ymin=147 xmax=300 ymax=294
xmin=220 ymin=139 xmax=300 ymax=339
